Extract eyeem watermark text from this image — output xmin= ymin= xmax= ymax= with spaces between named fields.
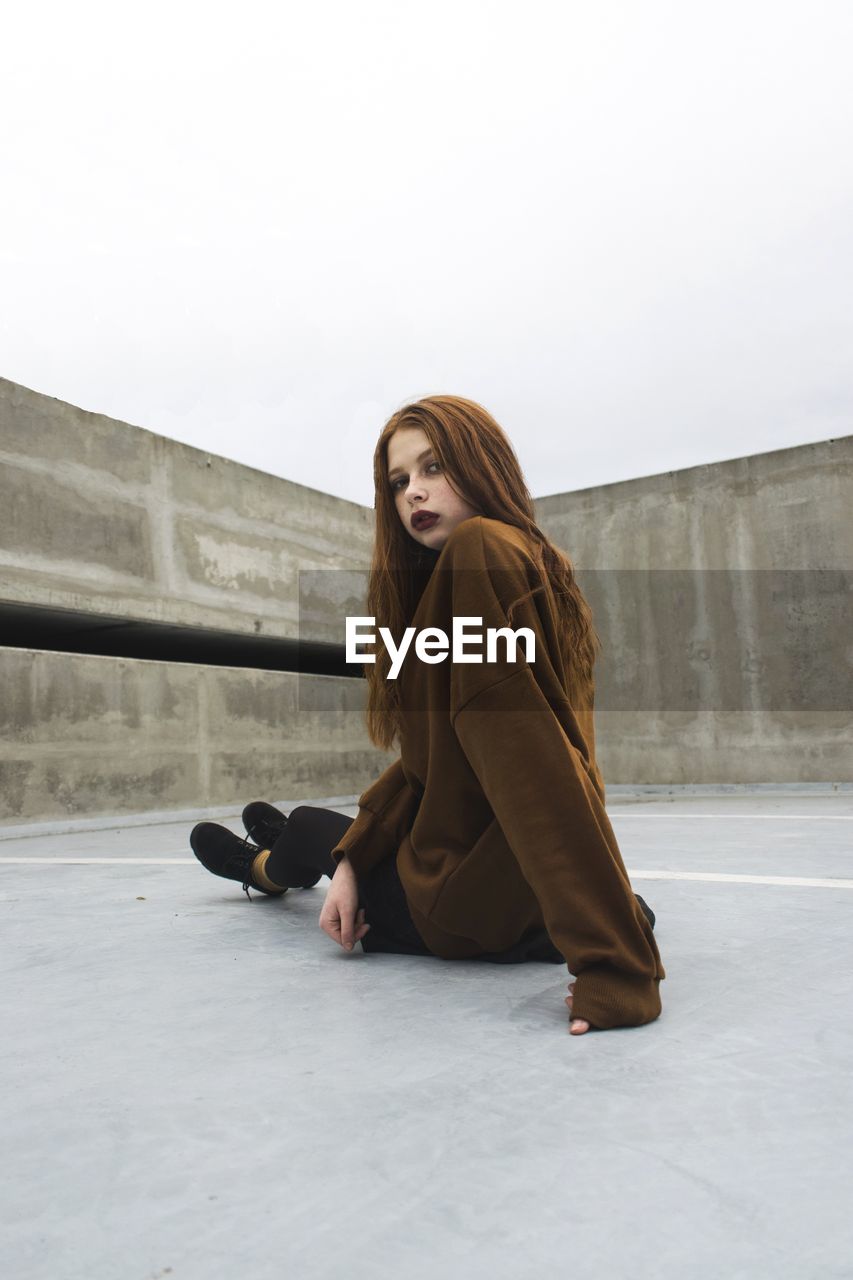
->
xmin=346 ymin=616 xmax=536 ymax=679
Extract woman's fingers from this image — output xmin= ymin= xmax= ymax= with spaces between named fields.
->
xmin=350 ymin=907 xmax=370 ymax=943
xmin=320 ymin=891 xmax=370 ymax=951
xmin=319 ymin=897 xmax=347 ymax=947
xmin=565 ymin=983 xmax=591 ymax=1034
xmin=340 ymin=905 xmax=369 ymax=950
xmin=340 ymin=904 xmax=357 ymax=949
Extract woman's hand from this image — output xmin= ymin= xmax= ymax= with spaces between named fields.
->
xmin=565 ymin=980 xmax=591 ymax=1034
xmin=319 ymin=856 xmax=372 ymax=951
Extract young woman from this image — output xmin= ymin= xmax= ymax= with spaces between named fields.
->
xmin=190 ymin=395 xmax=666 ymax=1034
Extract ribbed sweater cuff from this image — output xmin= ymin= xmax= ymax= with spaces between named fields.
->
xmin=571 ymin=966 xmax=663 ymax=1030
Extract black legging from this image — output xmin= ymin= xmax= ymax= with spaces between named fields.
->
xmin=265 ymin=804 xmax=349 ymax=885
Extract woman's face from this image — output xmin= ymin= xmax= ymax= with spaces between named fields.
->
xmin=387 ymin=426 xmax=481 ymax=551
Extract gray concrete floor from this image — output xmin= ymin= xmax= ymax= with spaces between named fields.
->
xmin=2 ymin=789 xmax=852 ymax=1280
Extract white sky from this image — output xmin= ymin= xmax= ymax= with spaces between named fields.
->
xmin=2 ymin=0 xmax=851 ymax=507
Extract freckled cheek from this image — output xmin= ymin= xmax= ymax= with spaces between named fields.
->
xmin=443 ymin=483 xmax=469 ymax=514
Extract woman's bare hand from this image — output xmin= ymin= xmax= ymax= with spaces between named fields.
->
xmin=318 ymin=856 xmax=371 ymax=951
xmin=565 ymin=980 xmax=591 ymax=1034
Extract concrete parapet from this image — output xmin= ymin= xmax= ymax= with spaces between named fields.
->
xmin=0 ymin=377 xmax=374 ymax=638
xmin=0 ymin=647 xmax=394 ymax=823
xmin=534 ymin=435 xmax=853 ymax=784
xmin=534 ymin=435 xmax=853 ymax=571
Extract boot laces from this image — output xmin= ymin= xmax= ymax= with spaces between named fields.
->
xmin=222 ymin=833 xmax=261 ymax=900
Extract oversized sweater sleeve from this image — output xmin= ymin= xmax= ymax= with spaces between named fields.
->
xmin=449 ymin=519 xmax=665 ymax=1029
xmin=329 ymin=755 xmax=421 ymax=878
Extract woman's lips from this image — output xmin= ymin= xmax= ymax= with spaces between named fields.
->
xmin=413 ymin=512 xmax=439 ymax=529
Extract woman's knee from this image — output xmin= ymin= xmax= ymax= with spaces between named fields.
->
xmin=286 ymin=804 xmax=320 ymax=831
xmin=287 ymin=805 xmax=312 ymax=821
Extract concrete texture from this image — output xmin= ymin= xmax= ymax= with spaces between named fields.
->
xmin=535 ymin=436 xmax=853 ymax=783
xmin=535 ymin=435 xmax=853 ymax=571
xmin=0 ymin=377 xmax=374 ymax=638
xmin=0 ymin=648 xmax=395 ymax=823
xmin=1 ymin=787 xmax=852 ymax=1280
xmin=592 ymin=708 xmax=853 ymax=785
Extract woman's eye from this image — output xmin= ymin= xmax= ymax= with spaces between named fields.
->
xmin=390 ymin=461 xmax=440 ymax=492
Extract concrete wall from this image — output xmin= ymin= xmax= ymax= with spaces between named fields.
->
xmin=0 ymin=648 xmax=386 ymax=824
xmin=534 ymin=436 xmax=853 ymax=784
xmin=0 ymin=377 xmax=373 ymax=639
xmin=535 ymin=435 xmax=852 ymax=571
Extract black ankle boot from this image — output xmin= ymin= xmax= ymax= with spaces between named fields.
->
xmin=241 ymin=801 xmax=289 ymax=851
xmin=189 ymin=822 xmax=287 ymax=900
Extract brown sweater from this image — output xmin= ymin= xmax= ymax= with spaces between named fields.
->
xmin=331 ymin=516 xmax=666 ymax=1029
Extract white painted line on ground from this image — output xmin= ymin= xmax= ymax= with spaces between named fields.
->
xmin=631 ymin=870 xmax=853 ymax=888
xmin=0 ymin=857 xmax=197 ymax=865
xmin=0 ymin=859 xmax=851 ymax=888
xmin=610 ymin=813 xmax=853 ymax=820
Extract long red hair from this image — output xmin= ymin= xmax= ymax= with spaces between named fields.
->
xmin=363 ymin=394 xmax=601 ymax=751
